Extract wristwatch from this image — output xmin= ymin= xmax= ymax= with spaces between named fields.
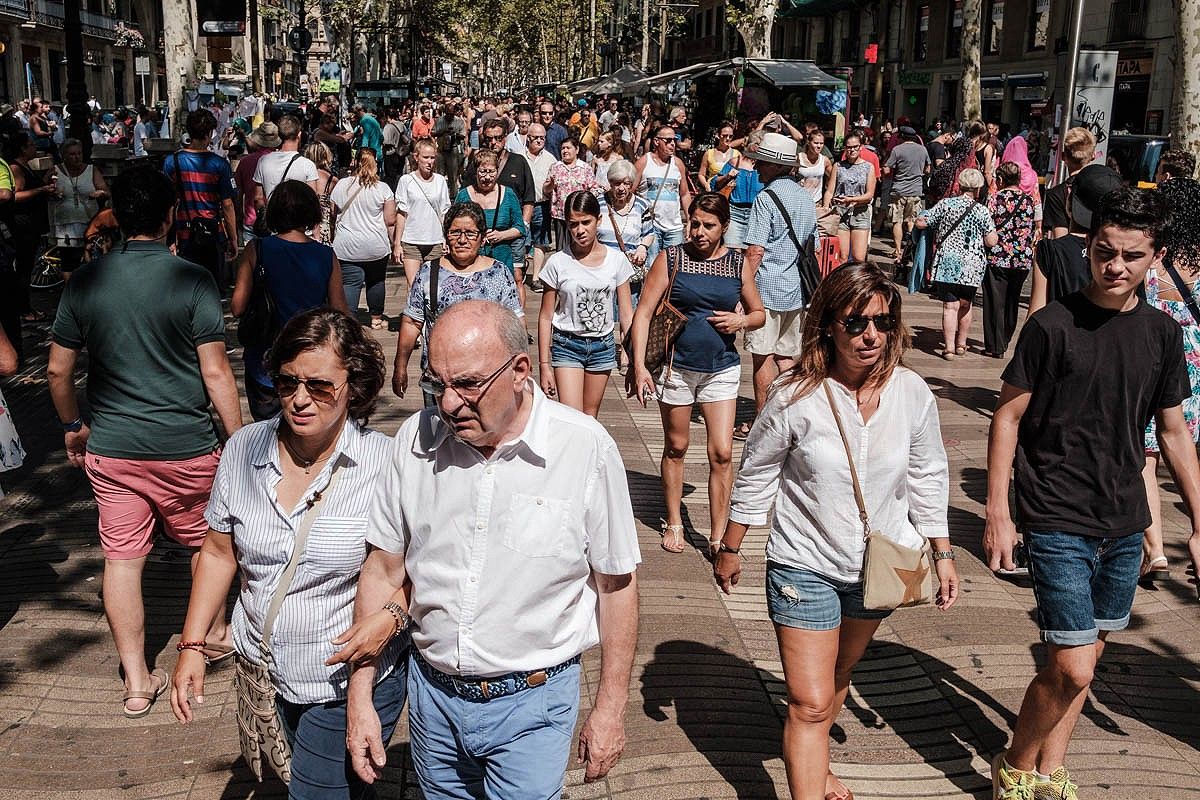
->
xmin=382 ymin=601 xmax=412 ymax=635
xmin=717 ymin=541 xmax=740 ymax=555
xmin=60 ymin=417 xmax=84 ymax=433
xmin=931 ymin=549 xmax=956 ymax=561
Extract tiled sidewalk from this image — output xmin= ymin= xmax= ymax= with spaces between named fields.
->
xmin=0 ymin=266 xmax=1197 ymax=799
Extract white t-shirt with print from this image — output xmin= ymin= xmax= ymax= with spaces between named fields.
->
xmin=394 ymin=172 xmax=450 ymax=245
xmin=253 ymin=151 xmax=319 ymax=200
xmin=540 ymin=247 xmax=633 ymax=337
xmin=329 ymin=179 xmax=395 ymax=262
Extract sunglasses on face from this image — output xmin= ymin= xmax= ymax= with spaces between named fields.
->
xmin=420 ymin=354 xmax=519 ymax=401
xmin=272 ymin=373 xmax=345 ymax=403
xmin=527 ymin=135 xmax=546 ymax=141
xmin=838 ymin=313 xmax=897 ymax=336
xmin=483 ymin=134 xmax=505 ymax=142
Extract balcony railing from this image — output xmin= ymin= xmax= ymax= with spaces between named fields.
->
xmin=34 ymin=0 xmax=119 ymax=40
xmin=0 ymin=0 xmax=29 ymax=16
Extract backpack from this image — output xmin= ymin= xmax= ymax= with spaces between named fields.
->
xmin=437 ymin=120 xmax=461 ymax=153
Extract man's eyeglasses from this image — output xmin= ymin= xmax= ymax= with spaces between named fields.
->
xmin=447 ymin=229 xmax=481 ymax=240
xmin=272 ymin=373 xmax=346 ymax=403
xmin=654 ymin=137 xmax=676 ymax=145
xmin=838 ymin=313 xmax=897 ymax=336
xmin=539 ymin=110 xmax=554 ymax=117
xmin=420 ymin=354 xmax=519 ymax=401
xmin=527 ymin=135 xmax=546 ymax=141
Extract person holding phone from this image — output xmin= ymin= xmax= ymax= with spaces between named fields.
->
xmin=830 ymin=131 xmax=877 ymax=262
xmin=626 ymin=192 xmax=764 ymax=554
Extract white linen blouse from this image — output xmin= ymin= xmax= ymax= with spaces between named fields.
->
xmin=728 ymin=367 xmax=950 ymax=582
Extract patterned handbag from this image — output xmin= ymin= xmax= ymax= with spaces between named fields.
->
xmin=630 ymin=246 xmax=687 ymax=377
xmin=234 ymin=466 xmax=341 ymax=784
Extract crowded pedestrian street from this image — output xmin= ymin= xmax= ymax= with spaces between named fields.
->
xmin=1 ymin=239 xmax=1197 ymax=798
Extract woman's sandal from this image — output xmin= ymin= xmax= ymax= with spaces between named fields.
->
xmin=660 ymin=520 xmax=687 ymax=553
xmin=954 ymin=345 xmax=967 ymax=356
xmin=370 ymin=317 xmax=388 ymax=330
xmin=122 ymin=668 xmax=168 ymax=719
xmin=732 ymin=422 xmax=752 ymax=441
xmin=825 ymin=772 xmax=854 ymax=800
xmin=1139 ymin=555 xmax=1170 ymax=585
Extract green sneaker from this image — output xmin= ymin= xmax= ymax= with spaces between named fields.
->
xmin=1034 ymin=767 xmax=1079 ymax=800
xmin=992 ymin=751 xmax=1037 ymax=800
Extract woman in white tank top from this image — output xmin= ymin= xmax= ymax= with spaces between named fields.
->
xmin=796 ymin=132 xmax=835 ymax=206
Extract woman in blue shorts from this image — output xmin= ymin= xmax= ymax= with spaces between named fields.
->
xmin=711 ymin=262 xmax=960 ymax=800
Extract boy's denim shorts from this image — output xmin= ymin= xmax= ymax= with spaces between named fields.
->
xmin=766 ymin=561 xmax=892 ymax=631
xmin=550 ymin=329 xmax=617 ymax=371
xmin=1024 ymin=529 xmax=1143 ymax=646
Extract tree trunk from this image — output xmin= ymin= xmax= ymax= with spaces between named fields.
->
xmin=960 ymin=0 xmax=982 ymax=120
xmin=1172 ymin=0 xmax=1200 ymax=176
xmin=162 ymin=0 xmax=197 ymax=138
xmin=733 ymin=0 xmax=780 ymax=60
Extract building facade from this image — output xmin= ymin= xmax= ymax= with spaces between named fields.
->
xmin=667 ymin=0 xmax=1174 ymax=136
xmin=0 ymin=0 xmax=165 ymax=108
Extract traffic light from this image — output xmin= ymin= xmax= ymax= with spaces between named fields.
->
xmin=864 ymin=43 xmax=878 ymax=64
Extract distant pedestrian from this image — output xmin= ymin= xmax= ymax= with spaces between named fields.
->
xmin=233 ymin=121 xmax=280 ymax=244
xmin=545 ymin=137 xmax=597 ymax=249
xmin=253 ymin=115 xmax=319 ymax=214
xmin=710 ymin=131 xmax=766 ymax=250
xmin=982 ymin=162 xmax=1037 ymax=358
xmin=635 ymin=126 xmax=692 ymax=261
xmin=455 ymin=149 xmax=526 ymax=275
xmin=882 ymin=126 xmax=930 ymax=263
xmin=433 ymin=102 xmax=467 ymax=196
xmin=47 ymin=166 xmax=243 ymax=718
xmin=48 ymin=138 xmax=108 ymax=278
xmin=304 ymin=141 xmax=338 ymax=244
xmin=1041 ymin=127 xmax=1096 ymax=239
xmin=332 ymin=150 xmax=397 ymax=330
xmin=832 ymin=131 xmax=876 ymax=263
xmin=392 ymin=139 xmax=451 ymax=288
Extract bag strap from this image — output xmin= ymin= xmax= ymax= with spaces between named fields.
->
xmin=426 ymin=259 xmax=442 ymax=327
xmin=1162 ymin=260 xmax=1200 ymax=327
xmin=607 ymin=202 xmax=628 ymax=254
xmin=935 ymin=199 xmax=977 ymax=248
xmin=647 ymin=157 xmax=672 ymax=217
xmin=278 ymin=153 xmax=302 ymax=186
xmin=340 ymin=181 xmax=366 ymax=214
xmin=258 ymin=462 xmax=343 ymax=650
xmin=823 ymin=380 xmax=871 ymax=542
xmin=764 ymin=186 xmax=808 ymax=271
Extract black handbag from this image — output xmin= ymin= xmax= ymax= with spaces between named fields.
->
xmin=237 ymin=241 xmax=280 ymax=350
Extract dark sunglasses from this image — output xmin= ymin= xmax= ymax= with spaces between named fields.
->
xmin=839 ymin=313 xmax=897 ymax=336
xmin=272 ymin=373 xmax=345 ymax=403
xmin=527 ymin=135 xmax=546 ymax=141
xmin=420 ymin=354 xmax=519 ymax=401
xmin=483 ymin=134 xmax=505 ymax=142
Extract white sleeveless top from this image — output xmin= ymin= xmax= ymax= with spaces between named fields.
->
xmin=50 ymin=164 xmax=98 ymax=247
xmin=796 ymin=154 xmax=827 ymax=203
xmin=639 ymin=155 xmax=684 ymax=234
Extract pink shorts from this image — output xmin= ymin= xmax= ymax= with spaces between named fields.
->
xmin=84 ymin=449 xmax=221 ymax=560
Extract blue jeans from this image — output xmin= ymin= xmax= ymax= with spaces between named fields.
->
xmin=647 ymin=225 xmax=685 ymax=267
xmin=1024 ymin=529 xmax=1143 ymax=646
xmin=408 ymin=652 xmax=580 ymax=800
xmin=276 ymin=660 xmax=408 ymax=800
xmin=341 ymin=257 xmax=389 ymax=316
xmin=766 ymin=561 xmax=892 ymax=631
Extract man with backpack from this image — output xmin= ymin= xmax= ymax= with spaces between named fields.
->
xmin=381 ymin=106 xmax=410 ymax=189
xmin=162 ymin=109 xmax=238 ymax=290
xmin=433 ymin=102 xmax=467 ymax=196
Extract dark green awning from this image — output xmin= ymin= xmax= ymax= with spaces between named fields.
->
xmin=779 ymin=0 xmax=863 ymax=18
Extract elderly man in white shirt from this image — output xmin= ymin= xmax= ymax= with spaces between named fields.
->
xmin=342 ymin=300 xmax=640 ymax=798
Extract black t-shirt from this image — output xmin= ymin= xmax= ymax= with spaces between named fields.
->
xmin=1002 ymin=292 xmax=1190 ymax=537
xmin=1042 ymin=179 xmax=1070 ymax=234
xmin=1035 ymin=234 xmax=1089 ymax=307
xmin=462 ymin=152 xmax=535 ymax=206
xmin=927 ymin=140 xmax=947 ymax=165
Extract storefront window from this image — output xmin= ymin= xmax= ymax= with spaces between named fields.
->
xmin=1028 ymin=0 xmax=1049 ymax=50
xmin=985 ymin=0 xmax=1004 ymax=55
xmin=914 ymin=4 xmax=929 ymax=62
xmin=946 ymin=0 xmax=963 ymax=59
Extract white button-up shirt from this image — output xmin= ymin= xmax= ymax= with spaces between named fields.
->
xmin=367 ymin=385 xmax=641 ymax=678
xmin=205 ymin=417 xmax=403 ymax=704
xmin=729 ymin=368 xmax=949 ymax=583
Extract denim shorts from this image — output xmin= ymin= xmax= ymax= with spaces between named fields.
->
xmin=766 ymin=561 xmax=891 ymax=631
xmin=550 ymin=329 xmax=618 ymax=371
xmin=1024 ymin=529 xmax=1143 ymax=646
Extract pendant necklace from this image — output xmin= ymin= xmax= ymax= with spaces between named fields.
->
xmin=281 ymin=435 xmax=332 ymax=475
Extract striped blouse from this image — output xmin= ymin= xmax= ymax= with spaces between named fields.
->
xmin=204 ymin=417 xmax=403 ymax=704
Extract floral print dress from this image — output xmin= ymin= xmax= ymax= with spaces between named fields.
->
xmin=547 ymin=161 xmax=597 ymax=220
xmin=986 ymin=189 xmax=1036 ymax=272
xmin=923 ymin=195 xmax=996 ymax=288
xmin=1144 ymin=267 xmax=1200 ymax=452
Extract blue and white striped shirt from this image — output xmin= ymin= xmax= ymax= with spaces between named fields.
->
xmin=744 ymin=176 xmax=819 ymax=312
xmin=205 ymin=417 xmax=403 ymax=704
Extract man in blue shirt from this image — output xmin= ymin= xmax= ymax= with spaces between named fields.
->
xmin=739 ymin=132 xmax=818 ymax=439
xmin=537 ymin=100 xmax=570 ymax=160
xmin=351 ymin=103 xmax=384 ymax=164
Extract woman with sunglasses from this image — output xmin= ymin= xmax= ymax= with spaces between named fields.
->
xmin=455 ymin=149 xmax=526 ymax=275
xmin=713 ymin=262 xmax=959 ymax=800
xmin=831 ymin=132 xmax=877 ymax=263
xmin=698 ymin=120 xmax=740 ymax=189
xmin=171 ymin=309 xmax=409 ymax=800
xmin=393 ymin=202 xmax=523 ymax=402
xmin=232 ymin=180 xmax=350 ymax=421
xmin=627 ymin=192 xmax=764 ymax=554
xmin=538 ymin=190 xmax=635 ymax=418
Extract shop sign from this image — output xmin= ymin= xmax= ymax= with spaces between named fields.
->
xmin=1013 ymin=86 xmax=1045 ymax=101
xmin=899 ymin=70 xmax=932 ymax=86
xmin=992 ymin=0 xmax=1005 ymax=21
xmin=1117 ymin=56 xmax=1153 ymax=77
xmin=981 ymin=86 xmax=1004 ymax=100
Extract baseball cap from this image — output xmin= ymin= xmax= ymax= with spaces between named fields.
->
xmin=1070 ymin=164 xmax=1124 ymax=230
xmin=898 ymin=125 xmax=917 ymax=137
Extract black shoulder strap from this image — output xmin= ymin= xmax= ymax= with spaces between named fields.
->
xmin=426 ymin=259 xmax=441 ymax=327
xmin=1162 ymin=260 xmax=1200 ymax=327
xmin=764 ymin=187 xmax=808 ymax=261
xmin=936 ymin=200 xmax=978 ymax=248
xmin=171 ymin=150 xmax=185 ymax=202
xmin=278 ymin=152 xmax=302 ymax=185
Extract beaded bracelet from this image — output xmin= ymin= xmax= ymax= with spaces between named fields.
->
xmin=176 ymin=640 xmax=207 ymax=653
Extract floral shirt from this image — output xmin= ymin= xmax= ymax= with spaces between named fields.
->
xmin=986 ymin=188 xmax=1036 ymax=272
xmin=403 ymin=258 xmax=523 ymax=364
xmin=1144 ymin=266 xmax=1200 ymax=451
xmin=547 ymin=161 xmax=597 ymax=220
xmin=923 ymin=195 xmax=996 ymax=288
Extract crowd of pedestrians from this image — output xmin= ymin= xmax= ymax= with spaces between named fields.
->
xmin=1 ymin=88 xmax=1199 ymax=800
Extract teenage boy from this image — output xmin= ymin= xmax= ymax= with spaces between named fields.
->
xmin=984 ymin=187 xmax=1200 ymax=799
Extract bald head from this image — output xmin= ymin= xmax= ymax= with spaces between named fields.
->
xmin=429 ymin=301 xmax=527 ymax=362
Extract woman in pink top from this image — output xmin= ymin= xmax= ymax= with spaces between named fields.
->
xmin=544 ymin=137 xmax=597 ymax=248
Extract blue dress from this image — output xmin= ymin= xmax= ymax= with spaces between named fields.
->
xmin=667 ymin=245 xmax=745 ymax=374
